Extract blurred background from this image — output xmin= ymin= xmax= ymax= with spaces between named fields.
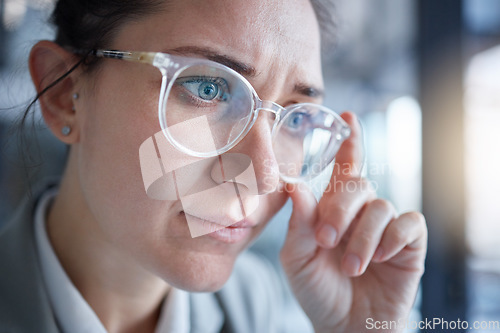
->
xmin=1 ymin=0 xmax=500 ymax=332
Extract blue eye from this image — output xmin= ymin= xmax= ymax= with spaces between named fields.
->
xmin=199 ymin=82 xmax=218 ymax=100
xmin=177 ymin=77 xmax=229 ymax=102
xmin=286 ymin=112 xmax=306 ymax=129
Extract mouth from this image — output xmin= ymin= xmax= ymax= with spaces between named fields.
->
xmin=181 ymin=211 xmax=255 ymax=243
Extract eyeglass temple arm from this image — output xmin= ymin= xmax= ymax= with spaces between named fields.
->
xmin=93 ymin=50 xmax=158 ymax=65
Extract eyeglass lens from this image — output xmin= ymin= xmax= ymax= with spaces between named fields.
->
xmin=273 ymin=104 xmax=351 ymax=182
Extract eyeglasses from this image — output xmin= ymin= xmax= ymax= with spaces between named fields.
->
xmin=79 ymin=49 xmax=351 ymax=183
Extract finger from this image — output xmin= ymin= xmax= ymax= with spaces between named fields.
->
xmin=341 ymin=199 xmax=396 ymax=276
xmin=280 ymin=182 xmax=319 ymax=274
xmin=372 ymin=212 xmax=427 ymax=264
xmin=331 ymin=112 xmax=364 ymax=179
xmin=316 ymin=177 xmax=376 ymax=248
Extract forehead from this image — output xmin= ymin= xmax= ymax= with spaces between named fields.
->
xmin=113 ymin=0 xmax=323 ymax=88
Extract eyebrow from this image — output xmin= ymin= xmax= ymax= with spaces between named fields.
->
xmin=168 ymin=46 xmax=257 ymax=77
xmin=167 ymin=46 xmax=324 ymax=99
xmin=294 ymin=83 xmax=324 ymax=99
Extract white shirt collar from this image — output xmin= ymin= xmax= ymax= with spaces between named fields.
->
xmin=34 ymin=189 xmax=191 ymax=333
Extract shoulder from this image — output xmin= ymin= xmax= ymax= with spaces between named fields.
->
xmin=0 ymin=180 xmax=59 ymax=332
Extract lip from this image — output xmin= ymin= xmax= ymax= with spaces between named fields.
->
xmin=181 ymin=212 xmax=255 ymax=243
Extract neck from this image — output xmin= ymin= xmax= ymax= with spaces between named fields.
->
xmin=46 ymin=153 xmax=169 ymax=333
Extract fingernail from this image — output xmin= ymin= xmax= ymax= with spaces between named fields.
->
xmin=343 ymin=253 xmax=361 ymax=276
xmin=317 ymin=225 xmax=337 ymax=248
xmin=373 ymin=247 xmax=384 ymax=261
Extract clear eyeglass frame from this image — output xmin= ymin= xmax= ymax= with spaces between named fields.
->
xmin=75 ymin=49 xmax=351 ymax=182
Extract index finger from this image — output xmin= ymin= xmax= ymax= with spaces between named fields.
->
xmin=331 ymin=111 xmax=364 ymax=179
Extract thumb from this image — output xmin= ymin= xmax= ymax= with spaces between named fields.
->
xmin=280 ymin=182 xmax=319 ymax=273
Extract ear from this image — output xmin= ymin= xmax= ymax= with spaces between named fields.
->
xmin=29 ymin=40 xmax=80 ymax=144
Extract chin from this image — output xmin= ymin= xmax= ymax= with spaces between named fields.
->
xmin=157 ymin=250 xmax=239 ymax=292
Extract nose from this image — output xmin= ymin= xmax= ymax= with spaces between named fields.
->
xmin=240 ymin=110 xmax=280 ymax=194
xmin=212 ymin=110 xmax=280 ymax=195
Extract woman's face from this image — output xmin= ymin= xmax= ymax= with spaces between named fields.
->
xmin=73 ymin=0 xmax=323 ymax=291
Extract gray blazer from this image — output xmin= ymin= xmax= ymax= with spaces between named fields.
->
xmin=0 ymin=182 xmax=290 ymax=333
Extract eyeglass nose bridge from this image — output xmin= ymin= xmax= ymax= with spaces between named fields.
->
xmin=255 ymin=100 xmax=284 ymax=126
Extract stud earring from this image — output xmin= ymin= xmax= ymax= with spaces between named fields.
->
xmin=61 ymin=126 xmax=71 ymax=136
xmin=73 ymin=93 xmax=79 ymax=99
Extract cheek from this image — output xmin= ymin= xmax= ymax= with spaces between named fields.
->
xmin=77 ymin=74 xmax=169 ymax=241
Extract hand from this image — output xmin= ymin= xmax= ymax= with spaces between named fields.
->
xmin=280 ymin=112 xmax=427 ymax=333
